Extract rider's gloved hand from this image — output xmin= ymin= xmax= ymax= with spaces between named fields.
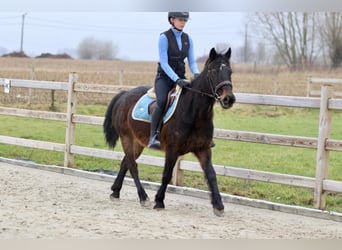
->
xmin=176 ymin=79 xmax=191 ymax=88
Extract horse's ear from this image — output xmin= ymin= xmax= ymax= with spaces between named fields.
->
xmin=225 ymin=48 xmax=231 ymax=60
xmin=209 ymin=47 xmax=217 ymax=61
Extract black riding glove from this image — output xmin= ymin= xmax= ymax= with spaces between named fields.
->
xmin=176 ymin=79 xmax=191 ymax=88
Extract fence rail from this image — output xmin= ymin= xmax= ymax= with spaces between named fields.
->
xmin=1 ymin=74 xmax=342 ymax=210
xmin=307 ymin=77 xmax=342 ymax=97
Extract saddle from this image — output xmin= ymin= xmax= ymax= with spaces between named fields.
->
xmin=131 ymin=86 xmax=182 ymax=124
xmin=147 ymin=86 xmax=178 ymax=114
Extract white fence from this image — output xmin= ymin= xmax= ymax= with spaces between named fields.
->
xmin=1 ymin=73 xmax=342 ymax=210
xmin=307 ymin=77 xmax=342 ymax=97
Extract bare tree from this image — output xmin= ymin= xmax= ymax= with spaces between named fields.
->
xmin=77 ymin=37 xmax=119 ymax=60
xmin=235 ymin=43 xmax=254 ymax=64
xmin=255 ymin=42 xmax=267 ymax=64
xmin=254 ymin=12 xmax=318 ymax=70
xmin=77 ymin=37 xmax=96 ymax=59
xmin=319 ymin=13 xmax=342 ymax=68
xmin=97 ymin=40 xmax=119 ymax=60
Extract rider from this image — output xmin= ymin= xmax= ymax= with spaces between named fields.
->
xmin=148 ymin=12 xmax=200 ymax=149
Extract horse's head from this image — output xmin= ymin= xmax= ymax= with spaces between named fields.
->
xmin=205 ymin=46 xmax=235 ymax=109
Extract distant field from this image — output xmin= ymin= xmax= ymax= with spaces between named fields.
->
xmin=2 ymin=57 xmax=342 ymax=106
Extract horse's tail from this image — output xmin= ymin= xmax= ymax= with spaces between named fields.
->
xmin=103 ymin=91 xmax=127 ymax=149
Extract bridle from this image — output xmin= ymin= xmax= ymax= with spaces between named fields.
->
xmin=185 ymin=63 xmax=232 ymax=101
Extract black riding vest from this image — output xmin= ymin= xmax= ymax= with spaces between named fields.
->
xmin=157 ymin=29 xmax=190 ymax=81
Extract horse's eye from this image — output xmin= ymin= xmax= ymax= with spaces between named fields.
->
xmin=213 ymin=69 xmax=219 ymax=75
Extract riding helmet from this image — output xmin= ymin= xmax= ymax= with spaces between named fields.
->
xmin=168 ymin=12 xmax=189 ymax=24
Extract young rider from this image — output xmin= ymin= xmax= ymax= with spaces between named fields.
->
xmin=148 ymin=12 xmax=200 ymax=149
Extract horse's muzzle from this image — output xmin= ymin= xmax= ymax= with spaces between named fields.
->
xmin=217 ymin=82 xmax=235 ymax=109
xmin=219 ymin=93 xmax=235 ymax=109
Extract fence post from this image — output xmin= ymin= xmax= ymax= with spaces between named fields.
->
xmin=28 ymin=67 xmax=35 ymax=105
xmin=306 ymin=76 xmax=311 ymax=97
xmin=119 ymin=70 xmax=123 ymax=85
xmin=314 ymin=85 xmax=333 ymax=209
xmin=64 ymin=72 xmax=78 ymax=168
xmin=50 ymin=90 xmax=55 ymax=110
xmin=273 ymin=79 xmax=278 ymax=95
xmin=171 ymin=156 xmax=184 ymax=186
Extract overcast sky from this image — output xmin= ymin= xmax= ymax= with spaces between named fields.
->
xmin=1 ymin=0 xmax=340 ymax=61
xmin=0 ymin=12 xmax=247 ymax=61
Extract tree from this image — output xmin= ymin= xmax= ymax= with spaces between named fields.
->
xmin=319 ymin=13 xmax=342 ymax=68
xmin=77 ymin=37 xmax=118 ymax=60
xmin=253 ymin=12 xmax=318 ymax=70
xmin=0 ymin=46 xmax=8 ymax=56
xmin=255 ymin=42 xmax=267 ymax=64
xmin=77 ymin=37 xmax=95 ymax=59
xmin=97 ymin=40 xmax=118 ymax=60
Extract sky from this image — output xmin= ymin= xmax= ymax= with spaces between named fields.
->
xmin=1 ymin=0 xmax=340 ymax=61
xmin=0 ymin=12 xmax=247 ymax=61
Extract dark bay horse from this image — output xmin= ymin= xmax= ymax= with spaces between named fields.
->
xmin=103 ymin=46 xmax=235 ymax=216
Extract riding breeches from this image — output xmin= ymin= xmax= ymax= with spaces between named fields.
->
xmin=154 ymin=75 xmax=175 ymax=111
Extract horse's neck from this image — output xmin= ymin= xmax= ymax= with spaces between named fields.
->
xmin=186 ymin=76 xmax=215 ymax=116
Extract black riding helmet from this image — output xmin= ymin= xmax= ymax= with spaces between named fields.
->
xmin=168 ymin=12 xmax=189 ymax=24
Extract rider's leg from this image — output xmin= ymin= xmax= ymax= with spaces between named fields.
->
xmin=148 ymin=105 xmax=163 ymax=149
xmin=148 ymin=76 xmax=171 ymax=149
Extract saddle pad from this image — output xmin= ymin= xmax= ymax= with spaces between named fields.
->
xmin=132 ymin=87 xmax=182 ymax=123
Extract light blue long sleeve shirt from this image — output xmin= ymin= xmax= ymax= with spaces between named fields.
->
xmin=158 ymin=27 xmax=200 ymax=82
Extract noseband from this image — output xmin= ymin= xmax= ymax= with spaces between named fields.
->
xmin=211 ymin=80 xmax=232 ymax=100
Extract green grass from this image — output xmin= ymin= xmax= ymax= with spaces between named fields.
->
xmin=1 ymin=103 xmax=342 ymax=212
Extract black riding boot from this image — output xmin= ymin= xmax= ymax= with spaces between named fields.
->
xmin=148 ymin=105 xmax=163 ymax=150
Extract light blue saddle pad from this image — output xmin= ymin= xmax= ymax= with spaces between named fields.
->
xmin=132 ymin=88 xmax=182 ymax=123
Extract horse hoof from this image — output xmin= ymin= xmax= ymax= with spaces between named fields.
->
xmin=109 ymin=193 xmax=120 ymax=201
xmin=213 ymin=208 xmax=224 ymax=217
xmin=153 ymin=203 xmax=165 ymax=210
xmin=140 ymin=198 xmax=151 ymax=207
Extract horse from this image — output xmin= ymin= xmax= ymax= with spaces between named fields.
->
xmin=103 ymin=46 xmax=235 ymax=216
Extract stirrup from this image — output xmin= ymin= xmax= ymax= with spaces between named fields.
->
xmin=148 ymin=134 xmax=161 ymax=150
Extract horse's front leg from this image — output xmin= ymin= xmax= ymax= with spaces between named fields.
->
xmin=194 ymin=149 xmax=224 ymax=216
xmin=154 ymin=153 xmax=178 ymax=210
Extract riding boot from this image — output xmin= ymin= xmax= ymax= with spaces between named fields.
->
xmin=148 ymin=105 xmax=163 ymax=149
xmin=210 ymin=140 xmax=216 ymax=148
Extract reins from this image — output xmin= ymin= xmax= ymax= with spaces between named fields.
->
xmin=185 ymin=80 xmax=231 ymax=100
xmin=184 ymin=80 xmax=231 ymax=101
xmin=184 ymin=60 xmax=232 ymax=101
xmin=184 ymin=85 xmax=215 ymax=98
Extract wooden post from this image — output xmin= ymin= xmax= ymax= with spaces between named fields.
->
xmin=273 ymin=79 xmax=278 ymax=95
xmin=314 ymin=85 xmax=333 ymax=209
xmin=171 ymin=156 xmax=184 ymax=186
xmin=50 ymin=90 xmax=55 ymax=110
xmin=28 ymin=67 xmax=34 ymax=105
xmin=119 ymin=70 xmax=123 ymax=85
xmin=64 ymin=72 xmax=78 ymax=168
xmin=306 ymin=77 xmax=311 ymax=97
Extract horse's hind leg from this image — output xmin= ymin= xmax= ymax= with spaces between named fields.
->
xmin=110 ymin=158 xmax=128 ymax=200
xmin=122 ymin=138 xmax=149 ymax=206
xmin=128 ymin=160 xmax=150 ymax=206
